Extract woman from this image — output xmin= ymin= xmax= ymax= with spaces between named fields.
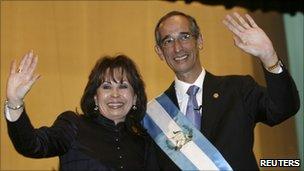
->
xmin=4 ymin=51 xmax=161 ymax=170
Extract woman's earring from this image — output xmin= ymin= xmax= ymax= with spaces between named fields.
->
xmin=94 ymin=105 xmax=99 ymax=111
xmin=132 ymin=105 xmax=137 ymax=110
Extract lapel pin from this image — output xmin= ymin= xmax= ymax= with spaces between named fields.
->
xmin=213 ymin=92 xmax=219 ymax=99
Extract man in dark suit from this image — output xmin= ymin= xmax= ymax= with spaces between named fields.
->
xmin=150 ymin=11 xmax=300 ymax=170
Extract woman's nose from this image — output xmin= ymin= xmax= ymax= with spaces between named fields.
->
xmin=110 ymin=88 xmax=120 ymax=97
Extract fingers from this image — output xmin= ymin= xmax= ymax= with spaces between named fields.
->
xmin=245 ymin=14 xmax=258 ymax=28
xmin=17 ymin=51 xmax=30 ymax=73
xmin=223 ymin=18 xmax=241 ymax=36
xmin=27 ymin=55 xmax=38 ymax=77
xmin=9 ymin=50 xmax=39 ymax=83
xmin=233 ymin=12 xmax=251 ymax=29
xmin=223 ymin=12 xmax=257 ymax=33
xmin=22 ymin=50 xmax=34 ymax=73
xmin=223 ymin=15 xmax=244 ymax=34
xmin=14 ymin=50 xmax=38 ymax=75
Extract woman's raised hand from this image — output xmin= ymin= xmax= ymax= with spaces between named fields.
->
xmin=6 ymin=50 xmax=40 ymax=106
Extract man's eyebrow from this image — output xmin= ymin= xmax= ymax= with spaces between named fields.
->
xmin=180 ymin=32 xmax=191 ymax=35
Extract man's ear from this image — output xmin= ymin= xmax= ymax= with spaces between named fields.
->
xmin=197 ymin=34 xmax=204 ymax=50
xmin=154 ymin=45 xmax=165 ymax=61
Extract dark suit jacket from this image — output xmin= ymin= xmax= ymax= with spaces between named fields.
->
xmin=158 ymin=68 xmax=299 ymax=170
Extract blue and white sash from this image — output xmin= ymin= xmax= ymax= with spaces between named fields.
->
xmin=143 ymin=93 xmax=232 ymax=170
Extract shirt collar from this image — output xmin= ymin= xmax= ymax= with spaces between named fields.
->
xmin=175 ymin=68 xmax=206 ymax=97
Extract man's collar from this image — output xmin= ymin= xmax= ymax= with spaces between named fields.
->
xmin=174 ymin=68 xmax=206 ymax=96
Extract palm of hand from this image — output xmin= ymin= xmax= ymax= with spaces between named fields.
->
xmin=6 ymin=51 xmax=39 ymax=102
xmin=235 ymin=27 xmax=274 ymax=59
xmin=7 ymin=72 xmax=34 ymax=100
xmin=223 ymin=13 xmax=275 ymax=60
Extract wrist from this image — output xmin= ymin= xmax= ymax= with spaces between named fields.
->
xmin=5 ymin=99 xmax=24 ymax=110
xmin=261 ymin=51 xmax=278 ymax=67
xmin=6 ymin=96 xmax=23 ymax=104
xmin=263 ymin=59 xmax=283 ymax=74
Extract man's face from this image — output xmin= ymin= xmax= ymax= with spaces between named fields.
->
xmin=155 ymin=15 xmax=203 ymax=77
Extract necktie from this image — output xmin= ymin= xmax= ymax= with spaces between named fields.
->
xmin=186 ymin=85 xmax=201 ymax=129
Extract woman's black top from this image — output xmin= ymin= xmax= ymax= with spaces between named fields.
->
xmin=6 ymin=110 xmax=163 ymax=170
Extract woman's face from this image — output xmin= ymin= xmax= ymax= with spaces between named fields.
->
xmin=94 ymin=69 xmax=136 ymax=124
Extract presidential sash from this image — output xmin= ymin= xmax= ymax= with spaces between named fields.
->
xmin=143 ymin=93 xmax=232 ymax=170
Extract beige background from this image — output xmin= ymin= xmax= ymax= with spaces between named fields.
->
xmin=1 ymin=1 xmax=298 ymax=170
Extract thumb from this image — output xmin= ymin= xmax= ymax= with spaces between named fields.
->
xmin=27 ymin=74 xmax=41 ymax=88
xmin=233 ymin=36 xmax=246 ymax=49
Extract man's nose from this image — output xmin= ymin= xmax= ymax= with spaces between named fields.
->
xmin=173 ymin=39 xmax=182 ymax=52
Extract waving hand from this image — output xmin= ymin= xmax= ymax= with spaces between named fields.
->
xmin=223 ymin=12 xmax=279 ymax=68
xmin=6 ymin=51 xmax=40 ymax=106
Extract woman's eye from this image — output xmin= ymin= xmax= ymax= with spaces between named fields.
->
xmin=101 ymin=84 xmax=111 ymax=89
xmin=119 ymin=84 xmax=128 ymax=89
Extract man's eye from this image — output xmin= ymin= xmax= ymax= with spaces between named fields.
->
xmin=180 ymin=34 xmax=191 ymax=41
xmin=163 ymin=38 xmax=174 ymax=45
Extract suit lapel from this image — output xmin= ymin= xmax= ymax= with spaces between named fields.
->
xmin=164 ymin=82 xmax=179 ymax=109
xmin=201 ymin=72 xmax=223 ymax=140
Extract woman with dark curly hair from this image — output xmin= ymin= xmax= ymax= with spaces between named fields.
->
xmin=4 ymin=51 xmax=162 ymax=170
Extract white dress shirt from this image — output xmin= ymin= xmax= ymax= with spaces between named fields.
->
xmin=175 ymin=68 xmax=206 ymax=116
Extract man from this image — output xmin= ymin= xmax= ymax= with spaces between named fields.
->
xmin=144 ymin=11 xmax=300 ymax=170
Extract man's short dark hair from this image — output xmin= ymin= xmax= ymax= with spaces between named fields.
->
xmin=155 ymin=11 xmax=201 ymax=46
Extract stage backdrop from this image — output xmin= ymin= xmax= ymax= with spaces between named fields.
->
xmin=1 ymin=1 xmax=299 ymax=170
